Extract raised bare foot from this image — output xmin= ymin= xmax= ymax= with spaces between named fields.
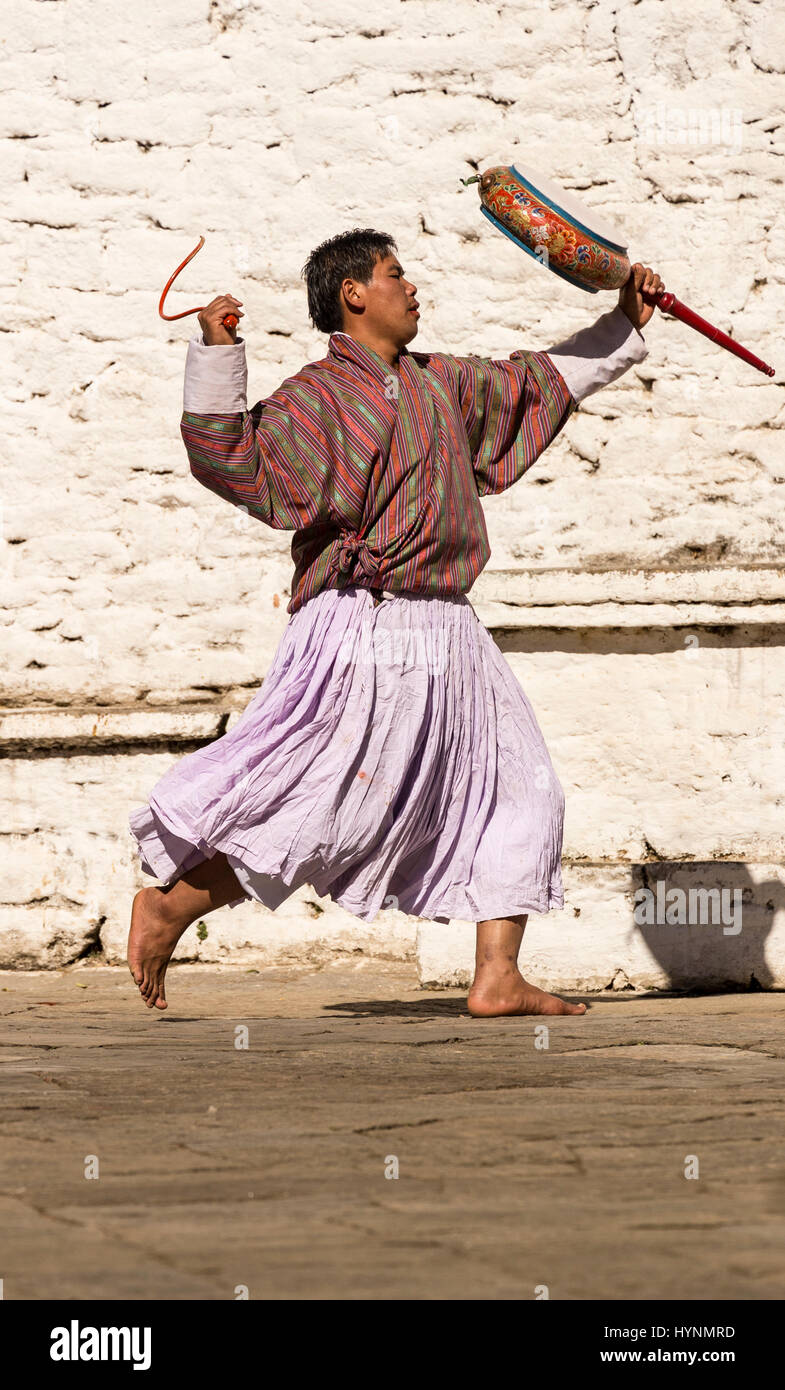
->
xmin=467 ymin=971 xmax=587 ymax=1018
xmin=127 ymin=887 xmax=185 ymax=1011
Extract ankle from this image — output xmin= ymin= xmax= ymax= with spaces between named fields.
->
xmin=469 ymin=964 xmax=522 ymax=993
xmin=147 ymin=886 xmax=193 ymax=936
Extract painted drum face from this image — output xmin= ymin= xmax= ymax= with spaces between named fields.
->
xmin=476 ymin=166 xmax=631 ymax=294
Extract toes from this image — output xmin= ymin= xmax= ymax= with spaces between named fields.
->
xmin=130 ymin=953 xmax=166 ymax=1008
xmin=134 ymin=962 xmax=171 ymax=1011
xmin=147 ymin=970 xmax=168 ymax=1010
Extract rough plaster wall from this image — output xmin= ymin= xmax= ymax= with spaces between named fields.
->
xmin=3 ymin=0 xmax=783 ymax=702
xmin=2 ymin=0 xmax=784 ymax=972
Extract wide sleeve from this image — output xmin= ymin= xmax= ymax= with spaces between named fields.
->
xmin=180 ymin=334 xmax=339 ymax=530
xmin=453 ymin=348 xmax=576 ymax=497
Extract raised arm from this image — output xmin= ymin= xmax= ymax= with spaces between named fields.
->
xmin=544 ymin=263 xmax=663 ymax=403
xmin=180 ymin=331 xmax=340 ymax=531
xmin=458 ymin=264 xmax=662 ymax=495
xmin=543 ymin=305 xmax=649 ymax=404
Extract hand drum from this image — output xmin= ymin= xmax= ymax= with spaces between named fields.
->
xmin=462 ymin=163 xmax=775 ymax=376
xmin=466 ymin=163 xmax=630 ymax=294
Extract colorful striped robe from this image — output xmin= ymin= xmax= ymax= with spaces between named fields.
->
xmin=181 ymin=330 xmax=575 ymax=615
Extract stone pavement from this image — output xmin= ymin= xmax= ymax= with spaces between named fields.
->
xmin=1 ymin=961 xmax=783 ymax=1301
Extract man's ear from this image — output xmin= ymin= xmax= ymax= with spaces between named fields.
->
xmin=341 ymin=276 xmax=365 ymax=318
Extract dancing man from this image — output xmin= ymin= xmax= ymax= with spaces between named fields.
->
xmin=128 ymin=229 xmax=663 ymax=1014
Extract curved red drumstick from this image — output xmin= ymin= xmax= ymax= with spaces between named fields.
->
xmin=643 ymin=289 xmax=774 ymax=377
xmin=158 ymin=235 xmax=239 ymax=331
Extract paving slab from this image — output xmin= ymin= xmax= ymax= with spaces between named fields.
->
xmin=1 ymin=962 xmax=783 ymax=1300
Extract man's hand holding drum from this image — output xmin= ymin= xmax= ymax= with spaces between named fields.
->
xmin=618 ymin=262 xmax=664 ymax=331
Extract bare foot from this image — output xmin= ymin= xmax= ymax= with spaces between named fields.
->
xmin=467 ymin=970 xmax=587 ymax=1017
xmin=127 ymin=887 xmax=185 ymax=1011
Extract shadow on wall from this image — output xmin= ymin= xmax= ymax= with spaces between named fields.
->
xmin=629 ymin=861 xmax=785 ymax=990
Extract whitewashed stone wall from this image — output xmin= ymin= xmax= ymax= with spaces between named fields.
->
xmin=2 ymin=0 xmax=783 ymax=984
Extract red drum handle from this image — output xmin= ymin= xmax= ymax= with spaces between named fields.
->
xmin=643 ymin=288 xmax=774 ymax=378
xmin=158 ymin=235 xmax=239 ymax=331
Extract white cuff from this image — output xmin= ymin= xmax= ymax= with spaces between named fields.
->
xmin=183 ymin=332 xmax=248 ymax=413
xmin=544 ymin=305 xmax=648 ymax=404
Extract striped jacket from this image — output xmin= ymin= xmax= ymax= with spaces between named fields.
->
xmin=181 ymin=331 xmax=576 ymax=615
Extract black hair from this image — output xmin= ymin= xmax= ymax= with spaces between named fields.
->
xmin=301 ymin=228 xmax=397 ymax=334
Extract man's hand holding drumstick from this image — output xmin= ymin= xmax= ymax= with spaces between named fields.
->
xmin=199 ymin=294 xmax=244 ymax=345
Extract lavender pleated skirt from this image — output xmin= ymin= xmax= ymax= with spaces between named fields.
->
xmin=128 ymin=586 xmax=565 ymax=924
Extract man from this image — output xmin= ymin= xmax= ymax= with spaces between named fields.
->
xmin=128 ymin=230 xmax=663 ymax=1014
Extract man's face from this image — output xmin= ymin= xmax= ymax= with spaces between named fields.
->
xmin=341 ymin=253 xmax=419 ymax=344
